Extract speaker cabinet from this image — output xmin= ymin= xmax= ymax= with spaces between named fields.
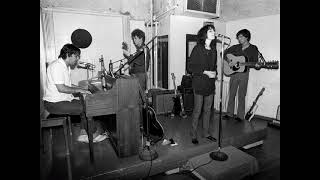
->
xmin=149 ymin=89 xmax=175 ymax=115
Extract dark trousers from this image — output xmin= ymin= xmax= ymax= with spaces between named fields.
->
xmin=226 ymin=72 xmax=249 ymax=119
xmin=132 ymin=72 xmax=147 ymax=92
xmin=191 ymin=93 xmax=214 ymax=138
xmin=44 ymin=99 xmax=101 ymax=133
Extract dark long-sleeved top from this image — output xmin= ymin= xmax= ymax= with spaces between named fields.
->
xmin=188 ymin=44 xmax=217 ymax=96
xmin=224 ymin=44 xmax=259 ymax=73
xmin=124 ymin=46 xmax=150 ymax=74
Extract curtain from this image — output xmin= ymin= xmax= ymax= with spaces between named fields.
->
xmin=40 ymin=8 xmax=57 ymax=97
xmin=40 ymin=8 xmax=57 ymax=114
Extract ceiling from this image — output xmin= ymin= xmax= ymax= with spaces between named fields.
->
xmin=220 ymin=0 xmax=280 ymax=21
xmin=40 ymin=0 xmax=280 ymax=22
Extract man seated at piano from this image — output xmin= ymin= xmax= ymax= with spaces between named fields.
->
xmin=43 ymin=43 xmax=107 ymax=143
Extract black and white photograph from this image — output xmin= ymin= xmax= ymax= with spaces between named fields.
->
xmin=40 ymin=0 xmax=280 ymax=179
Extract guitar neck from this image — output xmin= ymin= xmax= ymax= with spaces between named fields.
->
xmin=173 ymin=83 xmax=177 ymax=95
xmin=240 ymin=62 xmax=258 ymax=66
xmin=251 ymin=95 xmax=261 ymax=106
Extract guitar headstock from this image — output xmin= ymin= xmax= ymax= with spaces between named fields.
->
xmin=171 ymin=73 xmax=176 ymax=80
xmin=262 ymin=61 xmax=279 ymax=69
xmin=259 ymin=87 xmax=265 ymax=96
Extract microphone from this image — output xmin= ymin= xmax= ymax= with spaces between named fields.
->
xmin=215 ymin=33 xmax=230 ymax=39
xmin=77 ymin=61 xmax=95 ymax=70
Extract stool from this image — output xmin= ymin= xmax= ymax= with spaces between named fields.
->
xmin=40 ymin=109 xmax=74 ymax=152
xmin=48 ymin=114 xmax=73 ymax=136
xmin=40 ymin=116 xmax=73 ymax=180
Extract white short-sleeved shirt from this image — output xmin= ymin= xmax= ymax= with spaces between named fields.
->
xmin=43 ymin=59 xmax=75 ymax=102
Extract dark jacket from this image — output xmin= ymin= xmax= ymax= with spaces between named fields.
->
xmin=188 ymin=44 xmax=217 ymax=96
xmin=224 ymin=44 xmax=259 ymax=73
xmin=125 ymin=46 xmax=150 ymax=74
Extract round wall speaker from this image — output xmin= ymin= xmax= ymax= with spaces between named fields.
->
xmin=71 ymin=29 xmax=92 ymax=49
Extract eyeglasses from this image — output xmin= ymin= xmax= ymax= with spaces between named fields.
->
xmin=74 ymin=54 xmax=81 ymax=60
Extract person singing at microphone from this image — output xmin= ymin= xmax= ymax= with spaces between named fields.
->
xmin=188 ymin=24 xmax=218 ymax=144
xmin=122 ymin=28 xmax=150 ymax=91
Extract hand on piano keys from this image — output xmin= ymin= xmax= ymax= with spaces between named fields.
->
xmin=78 ymin=88 xmax=92 ymax=95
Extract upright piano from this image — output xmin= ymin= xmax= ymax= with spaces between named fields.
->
xmin=79 ymin=77 xmax=141 ymax=159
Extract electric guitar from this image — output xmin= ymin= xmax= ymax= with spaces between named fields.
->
xmin=138 ymin=85 xmax=164 ymax=145
xmin=245 ymin=87 xmax=265 ymax=121
xmin=171 ymin=73 xmax=187 ymax=118
xmin=223 ymin=54 xmax=279 ymax=76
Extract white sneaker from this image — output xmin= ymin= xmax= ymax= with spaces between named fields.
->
xmin=161 ymin=139 xmax=171 ymax=145
xmin=94 ymin=131 xmax=110 ymax=142
xmin=77 ymin=134 xmax=89 ymax=143
xmin=94 ymin=135 xmax=107 ymax=142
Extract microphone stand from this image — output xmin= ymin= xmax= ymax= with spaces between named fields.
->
xmin=139 ymin=40 xmax=158 ymax=161
xmin=114 ymin=36 xmax=157 ymax=75
xmin=209 ymin=36 xmax=228 ymax=161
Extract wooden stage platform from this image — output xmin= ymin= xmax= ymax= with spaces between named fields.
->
xmin=40 ymin=112 xmax=268 ymax=180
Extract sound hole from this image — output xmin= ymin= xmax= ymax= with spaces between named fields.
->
xmin=232 ymin=62 xmax=240 ymax=71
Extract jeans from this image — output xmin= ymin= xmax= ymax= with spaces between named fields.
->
xmin=226 ymin=71 xmax=249 ymax=119
xmin=191 ymin=93 xmax=214 ymax=138
xmin=132 ymin=73 xmax=147 ymax=92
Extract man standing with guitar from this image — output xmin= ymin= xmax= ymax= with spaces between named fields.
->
xmin=188 ymin=24 xmax=218 ymax=144
xmin=223 ymin=29 xmax=261 ymax=121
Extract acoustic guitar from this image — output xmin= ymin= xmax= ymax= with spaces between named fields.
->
xmin=170 ymin=73 xmax=187 ymax=118
xmin=223 ymin=54 xmax=279 ymax=76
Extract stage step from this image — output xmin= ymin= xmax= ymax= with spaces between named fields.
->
xmin=186 ymin=146 xmax=259 ymax=180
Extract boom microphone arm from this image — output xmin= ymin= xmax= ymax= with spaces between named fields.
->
xmin=114 ymin=36 xmax=157 ymax=74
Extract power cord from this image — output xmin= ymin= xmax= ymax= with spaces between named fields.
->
xmin=142 ymin=146 xmax=153 ymax=180
xmin=190 ymin=159 xmax=213 ymax=173
xmin=146 ymin=147 xmax=153 ymax=179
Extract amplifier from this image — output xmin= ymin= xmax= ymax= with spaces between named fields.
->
xmin=148 ymin=89 xmax=175 ymax=115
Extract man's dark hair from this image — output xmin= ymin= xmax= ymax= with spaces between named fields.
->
xmin=197 ymin=24 xmax=217 ymax=49
xmin=58 ymin=43 xmax=81 ymax=60
xmin=236 ymin=29 xmax=251 ymax=41
xmin=131 ymin=29 xmax=145 ymax=43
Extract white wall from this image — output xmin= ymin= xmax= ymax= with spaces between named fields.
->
xmin=226 ymin=14 xmax=280 ymax=118
xmin=168 ymin=15 xmax=226 ymax=89
xmin=51 ymin=10 xmax=124 ymax=85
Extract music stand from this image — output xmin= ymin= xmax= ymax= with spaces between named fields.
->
xmin=209 ymin=36 xmax=228 ymax=161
